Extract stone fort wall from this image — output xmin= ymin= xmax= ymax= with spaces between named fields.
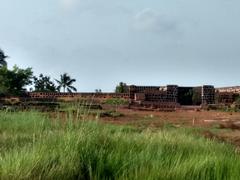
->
xmin=26 ymin=92 xmax=130 ymax=100
xmin=128 ymin=85 xmax=215 ymax=105
xmin=22 ymin=84 xmax=238 ymax=106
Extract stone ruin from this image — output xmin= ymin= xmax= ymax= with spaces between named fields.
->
xmin=215 ymin=86 xmax=240 ymax=105
xmin=2 ymin=84 xmax=238 ymax=111
xmin=128 ymin=85 xmax=215 ymax=111
xmin=26 ymin=92 xmax=130 ymax=100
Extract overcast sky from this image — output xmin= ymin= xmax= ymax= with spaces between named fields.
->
xmin=0 ymin=0 xmax=240 ymax=92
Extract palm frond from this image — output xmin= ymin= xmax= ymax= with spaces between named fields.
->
xmin=66 ymin=79 xmax=76 ymax=86
xmin=55 ymin=79 xmax=62 ymax=85
xmin=56 ymin=86 xmax=61 ymax=92
xmin=56 ymin=73 xmax=77 ymax=92
xmin=67 ymin=88 xmax=72 ymax=93
xmin=68 ymin=85 xmax=77 ymax=92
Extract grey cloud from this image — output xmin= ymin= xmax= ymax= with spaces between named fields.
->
xmin=132 ymin=8 xmax=178 ymax=34
xmin=60 ymin=0 xmax=80 ymax=10
xmin=59 ymin=0 xmax=131 ymax=16
xmin=1 ymin=0 xmax=240 ymax=91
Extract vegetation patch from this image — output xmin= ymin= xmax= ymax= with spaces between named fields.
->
xmin=99 ymin=110 xmax=124 ymax=118
xmin=1 ymin=111 xmax=240 ymax=179
xmin=103 ymin=98 xmax=129 ymax=106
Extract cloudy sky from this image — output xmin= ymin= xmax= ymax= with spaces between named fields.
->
xmin=0 ymin=0 xmax=240 ymax=92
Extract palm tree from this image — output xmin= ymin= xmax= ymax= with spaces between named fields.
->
xmin=0 ymin=49 xmax=8 ymax=67
xmin=55 ymin=73 xmax=77 ymax=93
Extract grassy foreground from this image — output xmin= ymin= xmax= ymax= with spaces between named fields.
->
xmin=0 ymin=111 xmax=240 ymax=180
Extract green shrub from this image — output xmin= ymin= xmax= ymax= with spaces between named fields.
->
xmin=104 ymin=98 xmax=128 ymax=106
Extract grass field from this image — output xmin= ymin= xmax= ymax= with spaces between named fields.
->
xmin=0 ymin=111 xmax=240 ymax=179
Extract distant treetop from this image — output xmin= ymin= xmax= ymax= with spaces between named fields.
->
xmin=0 ymin=49 xmax=8 ymax=68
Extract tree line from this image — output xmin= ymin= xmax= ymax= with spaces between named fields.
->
xmin=0 ymin=49 xmax=77 ymax=96
xmin=1 ymin=48 xmax=130 ymax=96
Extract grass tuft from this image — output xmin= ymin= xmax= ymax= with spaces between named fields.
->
xmin=0 ymin=111 xmax=240 ymax=179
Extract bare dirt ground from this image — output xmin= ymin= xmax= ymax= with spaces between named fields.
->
xmin=102 ymin=108 xmax=240 ymax=127
xmin=100 ymin=108 xmax=240 ymax=147
xmin=49 ymin=108 xmax=240 ymax=147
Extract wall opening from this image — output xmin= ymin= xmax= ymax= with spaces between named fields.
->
xmin=177 ymin=87 xmax=202 ymax=105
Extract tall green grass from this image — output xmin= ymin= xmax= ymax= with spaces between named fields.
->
xmin=0 ymin=111 xmax=240 ymax=179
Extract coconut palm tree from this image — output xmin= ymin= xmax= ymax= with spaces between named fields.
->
xmin=0 ymin=49 xmax=8 ymax=67
xmin=55 ymin=73 xmax=77 ymax=93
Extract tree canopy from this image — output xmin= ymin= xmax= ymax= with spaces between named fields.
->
xmin=33 ymin=74 xmax=57 ymax=92
xmin=0 ymin=48 xmax=79 ymax=96
xmin=115 ymin=82 xmax=128 ymax=93
xmin=56 ymin=73 xmax=77 ymax=93
xmin=0 ymin=66 xmax=33 ymax=96
xmin=0 ymin=49 xmax=8 ymax=68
